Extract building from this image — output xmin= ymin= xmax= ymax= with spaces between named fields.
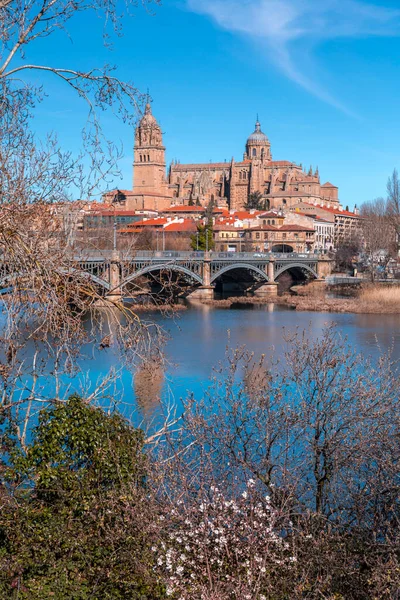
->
xmin=243 ymin=224 xmax=315 ymax=253
xmin=104 ymin=102 xmax=342 ymax=213
xmin=289 ymin=202 xmax=361 ymax=247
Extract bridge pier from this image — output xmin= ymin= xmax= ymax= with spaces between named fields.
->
xmin=254 ymin=283 xmax=278 ymax=297
xmin=105 ymin=252 xmax=123 ymax=303
xmin=316 ymin=256 xmax=334 ymax=280
xmin=188 ymin=252 xmax=214 ymax=299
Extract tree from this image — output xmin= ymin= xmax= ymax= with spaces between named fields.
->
xmin=387 ymin=168 xmax=400 ymax=256
xmin=360 ymin=198 xmax=395 ymax=281
xmin=190 ymin=222 xmax=214 ymax=251
xmin=158 ymin=327 xmax=400 ymax=598
xmin=0 ymin=0 xmax=165 ymax=454
xmin=1 ymin=395 xmax=165 ymax=598
xmin=244 ymin=191 xmax=267 ymax=211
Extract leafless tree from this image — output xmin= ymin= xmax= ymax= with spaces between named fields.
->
xmin=360 ymin=197 xmax=395 ymax=280
xmin=387 ymin=168 xmax=400 ymax=256
xmin=0 ymin=0 xmax=173 ymax=450
xmin=152 ymin=326 xmax=400 ymax=598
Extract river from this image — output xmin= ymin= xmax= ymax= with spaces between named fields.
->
xmin=75 ymin=302 xmax=400 ymax=422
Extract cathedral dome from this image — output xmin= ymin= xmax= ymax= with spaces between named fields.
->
xmin=247 ymin=120 xmax=269 ymax=144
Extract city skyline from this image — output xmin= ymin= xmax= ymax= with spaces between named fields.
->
xmin=25 ymin=0 xmax=400 ymax=207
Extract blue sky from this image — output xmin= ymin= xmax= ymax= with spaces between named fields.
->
xmin=22 ymin=0 xmax=400 ymax=207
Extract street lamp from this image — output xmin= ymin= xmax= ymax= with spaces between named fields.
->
xmin=113 ymin=215 xmax=117 ymax=252
xmin=205 ymin=226 xmax=209 ymax=253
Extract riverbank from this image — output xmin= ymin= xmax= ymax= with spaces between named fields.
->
xmin=197 ymin=282 xmax=400 ymax=314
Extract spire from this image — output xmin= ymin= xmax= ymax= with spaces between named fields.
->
xmin=255 ymin=116 xmax=261 ymax=132
xmin=308 ymin=165 xmax=313 ymax=176
xmin=315 ymin=165 xmax=319 ymax=179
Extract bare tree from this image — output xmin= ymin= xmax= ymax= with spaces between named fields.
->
xmin=360 ymin=197 xmax=395 ymax=280
xmin=0 ymin=0 xmax=173 ymax=453
xmin=387 ymin=168 xmax=400 ymax=256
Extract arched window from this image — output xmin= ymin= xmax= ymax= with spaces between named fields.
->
xmin=148 ymin=155 xmax=151 ymax=162
xmin=267 ymin=220 xmax=270 ymax=225
xmin=239 ymin=172 xmax=242 ymax=180
xmin=252 ymin=148 xmax=257 ymax=157
xmin=140 ymin=155 xmax=142 ymax=162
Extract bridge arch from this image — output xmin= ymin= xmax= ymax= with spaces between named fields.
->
xmin=271 ymin=244 xmax=294 ymax=253
xmin=274 ymin=262 xmax=318 ymax=280
xmin=0 ymin=269 xmax=112 ymax=294
xmin=121 ymin=264 xmax=204 ymax=288
xmin=210 ymin=263 xmax=269 ymax=284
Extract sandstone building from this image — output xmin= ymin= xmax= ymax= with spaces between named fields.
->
xmin=105 ymin=102 xmax=342 ymax=213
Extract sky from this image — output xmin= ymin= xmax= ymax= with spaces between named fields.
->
xmin=15 ymin=0 xmax=400 ymax=207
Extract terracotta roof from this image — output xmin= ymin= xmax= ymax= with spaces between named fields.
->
xmin=127 ymin=218 xmax=168 ymax=228
xmin=279 ymin=224 xmax=315 ymax=232
xmin=258 ymin=211 xmax=284 ymax=218
xmin=164 ymin=221 xmax=197 ymax=232
xmin=214 ymin=225 xmax=243 ymax=232
xmin=269 ymin=160 xmax=294 ymax=167
xmin=302 ymin=203 xmax=359 ymax=218
xmin=231 ymin=210 xmax=263 ymax=219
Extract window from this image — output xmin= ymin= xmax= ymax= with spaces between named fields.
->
xmin=272 ymin=220 xmax=275 ymax=225
xmin=252 ymin=148 xmax=257 ymax=157
xmin=148 ymin=155 xmax=150 ymax=162
xmin=263 ymin=220 xmax=266 ymax=225
xmin=140 ymin=155 xmax=143 ymax=162
xmin=282 ymin=233 xmax=287 ymax=239
xmin=264 ymin=232 xmax=268 ymax=239
xmin=256 ymin=232 xmax=260 ymax=239
xmin=239 ymin=172 xmax=242 ymax=180
xmin=267 ymin=220 xmax=270 ymax=225
xmin=282 ymin=199 xmax=287 ymax=205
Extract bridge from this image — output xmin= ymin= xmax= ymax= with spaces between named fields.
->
xmin=68 ymin=250 xmax=333 ymax=300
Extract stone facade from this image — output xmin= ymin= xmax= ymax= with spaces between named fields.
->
xmin=167 ymin=116 xmax=340 ymax=211
xmin=116 ymin=103 xmax=342 ymax=213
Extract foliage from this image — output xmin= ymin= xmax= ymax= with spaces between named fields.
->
xmin=190 ymin=223 xmax=214 ymax=251
xmin=0 ymin=395 xmax=165 ymax=599
xmin=244 ymin=191 xmax=268 ymax=211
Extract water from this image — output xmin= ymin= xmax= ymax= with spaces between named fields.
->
xmin=83 ymin=302 xmax=399 ymax=420
xmin=16 ymin=303 xmax=400 ymax=423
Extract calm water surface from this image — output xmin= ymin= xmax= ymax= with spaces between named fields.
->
xmin=77 ymin=303 xmax=400 ymax=420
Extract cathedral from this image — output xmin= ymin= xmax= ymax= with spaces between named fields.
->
xmin=116 ymin=102 xmax=340 ymax=212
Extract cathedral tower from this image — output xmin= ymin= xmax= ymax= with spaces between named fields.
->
xmin=133 ymin=103 xmax=167 ymax=192
xmin=245 ymin=118 xmax=272 ymax=161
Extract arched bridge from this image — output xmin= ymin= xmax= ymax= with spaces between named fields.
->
xmin=69 ymin=250 xmax=333 ymax=299
xmin=0 ymin=251 xmax=333 ymax=299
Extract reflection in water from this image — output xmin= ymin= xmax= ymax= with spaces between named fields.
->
xmin=134 ymin=358 xmax=165 ymax=416
xmin=243 ymin=355 xmax=271 ymax=402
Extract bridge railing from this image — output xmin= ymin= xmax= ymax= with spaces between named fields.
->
xmin=71 ymin=250 xmax=323 ymax=262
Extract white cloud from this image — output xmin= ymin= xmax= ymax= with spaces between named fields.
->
xmin=186 ymin=0 xmax=400 ymax=113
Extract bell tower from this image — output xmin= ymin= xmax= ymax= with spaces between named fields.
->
xmin=133 ymin=102 xmax=167 ymax=193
